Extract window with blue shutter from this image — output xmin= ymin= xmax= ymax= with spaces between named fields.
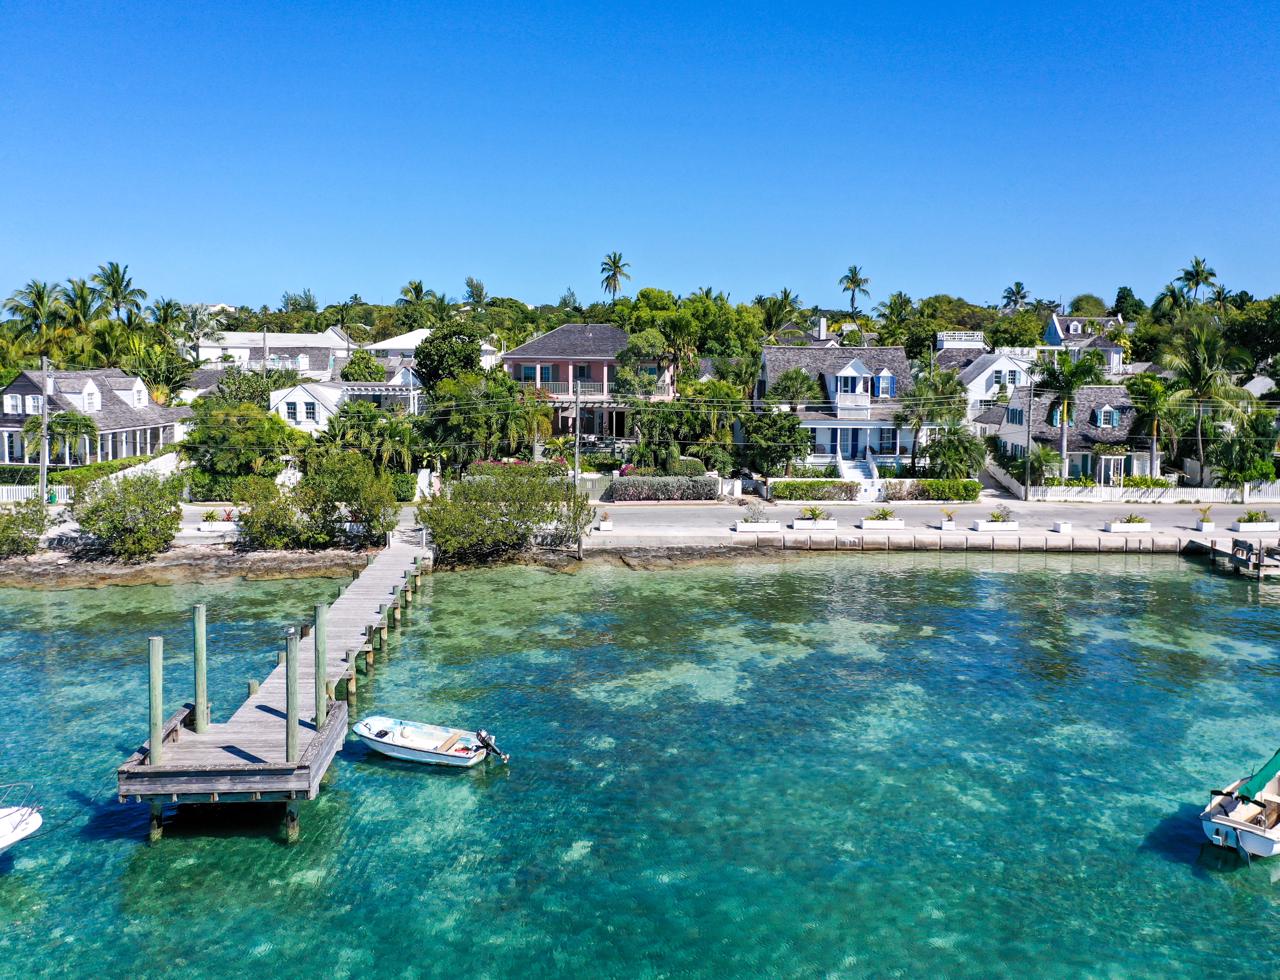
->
xmin=871 ymin=376 xmax=881 ymax=397
xmin=888 ymin=376 xmax=897 ymax=397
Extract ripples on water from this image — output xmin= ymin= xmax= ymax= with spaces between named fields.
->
xmin=1 ymin=553 xmax=1279 ymax=977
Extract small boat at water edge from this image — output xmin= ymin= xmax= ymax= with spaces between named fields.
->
xmin=353 ymin=716 xmax=509 ymax=768
xmin=0 ymin=783 xmax=42 ymax=854
xmin=1202 ymin=748 xmax=1280 ymax=859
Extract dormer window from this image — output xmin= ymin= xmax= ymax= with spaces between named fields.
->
xmin=1070 ymin=321 xmax=1082 ymax=334
xmin=1007 ymin=406 xmax=1025 ymax=426
xmin=85 ymin=390 xmax=98 ymax=412
xmin=1049 ymin=406 xmax=1075 ymax=427
xmin=25 ymin=395 xmax=42 ymax=415
xmin=871 ymin=370 xmax=897 ymax=398
xmin=134 ymin=388 xmax=144 ymax=407
xmin=1093 ymin=405 xmax=1118 ymax=428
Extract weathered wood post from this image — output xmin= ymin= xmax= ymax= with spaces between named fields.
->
xmin=378 ymin=604 xmax=389 ymax=643
xmin=283 ymin=801 xmax=300 ymax=844
xmin=285 ymin=628 xmax=299 ymax=764
xmin=149 ymin=636 xmax=164 ymax=766
xmin=314 ymin=603 xmax=328 ymax=730
xmin=193 ymin=603 xmax=208 ymax=734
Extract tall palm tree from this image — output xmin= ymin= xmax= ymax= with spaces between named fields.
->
xmin=91 ymin=261 xmax=147 ymax=320
xmin=147 ymin=297 xmax=186 ymax=341
xmin=5 ymin=279 xmax=62 ymax=350
xmin=1208 ymin=284 xmax=1234 ymax=317
xmin=397 ymin=280 xmax=426 ymax=306
xmin=1152 ymin=283 xmax=1189 ymax=322
xmin=1002 ymin=282 xmax=1029 ymax=310
xmin=600 ymin=252 xmax=631 ymax=300
xmin=180 ymin=304 xmax=224 ymax=349
xmin=1032 ymin=350 xmax=1106 ymax=480
xmin=373 ymin=416 xmax=418 ymax=473
xmin=894 ymin=368 xmax=967 ymax=473
xmin=60 ymin=278 xmax=108 ymax=332
xmin=0 ymin=323 xmax=36 ymax=371
xmin=874 ymin=292 xmax=914 ymax=346
xmin=424 ymin=291 xmax=456 ymax=325
xmin=1124 ymin=375 xmax=1183 ymax=478
xmin=1161 ymin=323 xmax=1253 ymax=483
xmin=758 ymin=297 xmax=806 ymax=344
xmin=838 ymin=265 xmax=870 ymax=314
xmin=1177 ymin=256 xmax=1217 ymax=303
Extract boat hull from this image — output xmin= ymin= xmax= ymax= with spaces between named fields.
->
xmin=0 ymin=806 xmax=41 ymax=853
xmin=352 ymin=716 xmax=488 ymax=768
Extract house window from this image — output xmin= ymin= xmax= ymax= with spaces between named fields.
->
xmin=305 ymin=401 xmax=317 ymax=421
xmin=871 ymin=373 xmax=897 ymax=398
xmin=520 ymin=365 xmax=536 ymax=382
xmin=575 ymin=364 xmax=590 ymax=380
xmin=1007 ymin=407 xmax=1024 ymax=426
xmin=1070 ymin=322 xmax=1082 ymax=334
xmin=1049 ymin=407 xmax=1075 ymax=427
xmin=286 ymin=402 xmax=298 ymax=421
xmin=3 ymin=394 xmax=19 ymax=415
xmin=25 ymin=395 xmax=42 ymax=415
xmin=85 ymin=390 xmax=98 ymax=412
xmin=1008 ymin=370 xmax=1019 ymax=385
xmin=993 ymin=370 xmax=1004 ymax=386
xmin=135 ymin=389 xmax=144 ymax=407
xmin=540 ymin=365 xmax=554 ymax=383
xmin=838 ymin=376 xmax=858 ymax=394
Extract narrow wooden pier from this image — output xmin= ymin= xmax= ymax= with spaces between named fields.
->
xmin=1207 ymin=537 xmax=1280 ymax=580
xmin=117 ymin=529 xmax=431 ymax=841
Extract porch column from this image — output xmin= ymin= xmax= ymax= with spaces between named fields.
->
xmin=21 ymin=435 xmax=28 ymax=464
xmin=535 ymin=363 xmax=542 ymax=389
xmin=63 ymin=441 xmax=70 ymax=466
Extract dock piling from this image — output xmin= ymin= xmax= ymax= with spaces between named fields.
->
xmin=285 ymin=628 xmax=299 ymax=764
xmin=148 ymin=636 xmax=164 ymax=766
xmin=314 ymin=603 xmax=328 ymax=730
xmin=193 ymin=603 xmax=208 ymax=734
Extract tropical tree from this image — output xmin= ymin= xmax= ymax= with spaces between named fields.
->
xmin=1026 ymin=445 xmax=1062 ymax=486
xmin=1032 ymin=350 xmax=1106 ymax=480
xmin=767 ymin=368 xmax=822 ymax=406
xmin=24 ymin=411 xmax=99 ymax=463
xmin=838 ymin=265 xmax=870 ymax=315
xmin=600 ymin=252 xmax=631 ymax=300
xmin=1207 ymin=409 xmax=1277 ymax=489
xmin=1152 ymin=283 xmax=1189 ymax=322
xmin=895 ymin=368 xmax=967 ymax=473
xmin=424 ymin=291 xmax=456 ymax=326
xmin=711 ymin=355 xmax=761 ymax=400
xmin=924 ymin=420 xmax=986 ymax=479
xmin=874 ymin=291 xmax=914 ymax=347
xmin=1177 ymin=256 xmax=1217 ymax=303
xmin=1161 ymin=323 xmax=1253 ymax=483
xmin=1208 ymin=284 xmax=1234 ymax=317
xmin=340 ymin=349 xmax=385 ymax=382
xmin=61 ymin=278 xmax=109 ymax=332
xmin=1124 ymin=374 xmax=1183 ymax=477
xmin=180 ymin=304 xmax=225 ymax=348
xmin=4 ymin=279 xmax=61 ymax=350
xmin=758 ymin=296 xmax=805 ymax=344
xmin=372 ymin=416 xmax=419 ymax=474
xmin=464 ymin=277 xmax=488 ymax=306
xmin=1001 ymin=282 xmax=1029 ymax=311
xmin=91 ymin=262 xmax=147 ymax=321
xmin=398 ymin=280 xmax=427 ymax=306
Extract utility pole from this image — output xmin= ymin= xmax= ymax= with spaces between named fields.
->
xmin=261 ymin=325 xmax=268 ymax=379
xmin=38 ymin=355 xmax=50 ymax=506
xmin=1023 ymin=379 xmax=1034 ymax=501
xmin=573 ymin=378 xmax=582 ymax=478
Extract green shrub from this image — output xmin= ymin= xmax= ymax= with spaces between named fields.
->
xmin=469 ymin=460 xmax=568 ymax=478
xmin=1043 ymin=477 xmax=1097 ymax=488
xmin=235 ymin=476 xmax=302 ymax=550
xmin=1118 ymin=475 xmax=1173 ymax=489
xmin=1240 ymin=510 xmax=1273 ymax=524
xmin=882 ymin=479 xmax=981 ymax=502
xmin=297 ymin=452 xmax=398 ymax=548
xmin=418 ymin=466 xmax=593 ymax=564
xmin=0 ymin=458 xmax=149 ymax=489
xmin=73 ymin=472 xmax=183 ymax=561
xmin=768 ymin=480 xmax=860 ymax=501
xmin=606 ymin=476 xmax=720 ymax=501
xmin=188 ymin=469 xmax=244 ymax=502
xmin=666 ymin=457 xmax=706 ymax=477
xmin=390 ymin=472 xmax=419 ymax=502
xmin=582 ymin=453 xmax=624 ymax=473
xmin=0 ymin=498 xmax=49 ymax=558
xmin=789 ymin=464 xmax=840 ymax=478
xmin=868 ymin=507 xmax=896 ymax=521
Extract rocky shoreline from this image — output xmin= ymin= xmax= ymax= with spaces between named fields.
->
xmin=0 ymin=545 xmax=372 ymax=590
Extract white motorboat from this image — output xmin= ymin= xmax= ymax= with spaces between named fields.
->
xmin=1202 ymin=749 xmax=1280 ymax=859
xmin=0 ymin=783 xmax=41 ymax=854
xmin=353 ymin=716 xmax=509 ymax=768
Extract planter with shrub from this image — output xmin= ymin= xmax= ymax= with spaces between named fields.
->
xmin=1231 ymin=510 xmax=1280 ymax=532
xmin=735 ymin=502 xmax=780 ymax=532
xmin=1105 ymin=514 xmax=1151 ymax=533
xmin=598 ymin=510 xmax=613 ymax=532
xmin=973 ymin=505 xmax=1018 ymax=531
xmin=861 ymin=507 xmax=904 ymax=530
xmin=939 ymin=508 xmax=957 ymax=531
xmin=1196 ymin=506 xmax=1214 ymax=533
xmin=792 ymin=506 xmax=837 ymax=530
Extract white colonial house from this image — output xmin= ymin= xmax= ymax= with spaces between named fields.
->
xmin=758 ymin=345 xmax=929 ymax=480
xmin=927 ymin=332 xmax=1036 ymax=418
xmin=366 ymin=328 xmax=501 ymax=369
xmin=0 ymin=369 xmax=191 ymax=466
xmin=270 ymin=366 xmax=424 ymax=434
xmin=196 ymin=327 xmax=353 ymax=379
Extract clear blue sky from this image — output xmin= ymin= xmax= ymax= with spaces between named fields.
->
xmin=2 ymin=1 xmax=1277 ymax=312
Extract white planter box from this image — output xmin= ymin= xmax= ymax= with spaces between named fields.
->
xmin=198 ymin=521 xmax=237 ymax=532
xmin=736 ymin=521 xmax=781 ymax=532
xmin=597 ymin=520 xmax=613 ymax=532
xmin=1052 ymin=521 xmax=1072 ymax=533
xmin=939 ymin=520 xmax=957 ymax=531
xmin=1105 ymin=522 xmax=1151 ymax=533
xmin=1196 ymin=520 xmax=1215 ymax=532
xmin=861 ymin=519 xmax=905 ymax=529
xmin=792 ymin=519 xmax=838 ymax=530
xmin=1230 ymin=521 xmax=1280 ymax=532
xmin=972 ymin=520 xmax=1019 ymax=531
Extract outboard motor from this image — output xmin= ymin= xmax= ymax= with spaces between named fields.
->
xmin=475 ymin=729 xmax=509 ymax=764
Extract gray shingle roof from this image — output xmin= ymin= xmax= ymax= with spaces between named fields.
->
xmin=958 ymin=353 xmax=1004 ymax=385
xmin=933 ymin=349 xmax=982 ymax=372
xmin=761 ymin=345 xmax=913 ymax=393
xmin=974 ymin=403 xmax=1007 ymax=426
xmin=503 ymin=323 xmax=628 ymax=360
xmin=0 ymin=369 xmax=190 ymax=432
xmin=998 ymin=384 xmax=1139 ymax=452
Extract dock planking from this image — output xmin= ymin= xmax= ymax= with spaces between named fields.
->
xmin=117 ymin=530 xmax=430 ymax=839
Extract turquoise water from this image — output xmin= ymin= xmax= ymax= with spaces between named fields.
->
xmin=1 ymin=554 xmax=1280 ymax=977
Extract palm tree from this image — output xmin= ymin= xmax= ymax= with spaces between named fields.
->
xmin=60 ymin=278 xmax=109 ymax=332
xmin=397 ymin=280 xmax=426 ymax=306
xmin=464 ymin=277 xmax=488 ymax=306
xmin=23 ymin=410 xmax=98 ymax=464
xmin=1032 ymin=350 xmax=1106 ymax=480
xmin=600 ymin=252 xmax=631 ymax=300
xmin=1124 ymin=375 xmax=1183 ymax=478
xmin=1152 ymin=283 xmax=1189 ymax=322
xmin=838 ymin=265 xmax=870 ymax=314
xmin=1161 ymin=323 xmax=1253 ymax=483
xmin=180 ymin=304 xmax=225 ymax=349
xmin=874 ymin=292 xmax=914 ymax=347
xmin=5 ymin=279 xmax=62 ymax=350
xmin=758 ymin=297 xmax=806 ymax=344
xmin=544 ymin=435 xmax=573 ymax=460
xmin=418 ymin=439 xmax=450 ymax=475
xmin=146 ymin=298 xmax=186 ymax=341
xmin=373 ymin=416 xmax=418 ymax=473
xmin=1208 ymin=283 xmax=1234 ymax=317
xmin=90 ymin=262 xmax=147 ymax=320
xmin=895 ymin=368 xmax=967 ymax=473
xmin=1002 ymin=282 xmax=1029 ymax=311
xmin=925 ymin=420 xmax=986 ymax=479
xmin=424 ymin=291 xmax=456 ymax=325
xmin=0 ymin=323 xmax=36 ymax=371
xmin=1177 ymin=256 xmax=1217 ymax=303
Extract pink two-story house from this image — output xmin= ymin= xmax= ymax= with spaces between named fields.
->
xmin=501 ymin=322 xmax=674 ymax=438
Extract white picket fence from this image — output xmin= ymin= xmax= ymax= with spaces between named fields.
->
xmin=0 ymin=485 xmax=72 ymax=504
xmin=1027 ymin=485 xmax=1239 ymax=503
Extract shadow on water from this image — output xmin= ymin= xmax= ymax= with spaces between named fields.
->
xmin=1141 ymin=801 xmax=1261 ymax=876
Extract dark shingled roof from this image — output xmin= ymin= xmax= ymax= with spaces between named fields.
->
xmin=933 ymin=349 xmax=983 ymax=372
xmin=974 ymin=403 xmax=1008 ymax=426
xmin=761 ymin=345 xmax=913 ymax=393
xmin=0 ymin=369 xmax=191 ymax=432
xmin=503 ymin=323 xmax=628 ymax=360
xmin=997 ymin=385 xmax=1139 ymax=452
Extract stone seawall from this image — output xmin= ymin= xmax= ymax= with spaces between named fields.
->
xmin=585 ymin=531 xmax=1226 ymax=554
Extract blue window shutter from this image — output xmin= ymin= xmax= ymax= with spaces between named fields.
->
xmin=871 ymin=376 xmax=881 ymax=397
xmin=889 ymin=376 xmax=897 ymax=397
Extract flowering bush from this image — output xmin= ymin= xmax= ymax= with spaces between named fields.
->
xmin=768 ymin=480 xmax=860 ymax=501
xmin=606 ymin=476 xmax=719 ymax=501
xmin=882 ymin=479 xmax=981 ymax=501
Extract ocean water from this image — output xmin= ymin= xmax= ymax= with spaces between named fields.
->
xmin=1 ymin=553 xmax=1279 ymax=977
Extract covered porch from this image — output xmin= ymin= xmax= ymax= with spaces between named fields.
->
xmin=0 ymin=424 xmax=176 ymax=467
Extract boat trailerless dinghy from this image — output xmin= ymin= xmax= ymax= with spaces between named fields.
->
xmin=0 ymin=783 xmax=41 ymax=854
xmin=353 ymin=716 xmax=509 ymax=768
xmin=1202 ymin=748 xmax=1280 ymax=860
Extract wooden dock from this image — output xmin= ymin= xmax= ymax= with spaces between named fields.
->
xmin=1207 ymin=537 xmax=1280 ymax=580
xmin=117 ymin=529 xmax=431 ymax=841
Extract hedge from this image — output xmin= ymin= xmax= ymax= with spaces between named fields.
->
xmin=390 ymin=472 xmax=419 ymax=502
xmin=188 ymin=469 xmax=245 ymax=502
xmin=882 ymin=479 xmax=982 ymax=501
xmin=582 ymin=452 xmax=624 ymax=473
xmin=0 ymin=457 xmax=148 ymax=487
xmin=1115 ymin=475 xmax=1174 ymax=489
xmin=470 ymin=460 xmax=568 ymax=478
xmin=768 ymin=480 xmax=861 ymax=501
xmin=607 ymin=476 xmax=719 ymax=501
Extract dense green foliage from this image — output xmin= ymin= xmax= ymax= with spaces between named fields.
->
xmin=606 ymin=476 xmax=720 ymax=501
xmin=0 ymin=498 xmax=49 ymax=557
xmin=73 ymin=472 xmax=183 ymax=560
xmin=882 ymin=479 xmax=982 ymax=501
xmin=340 ymin=349 xmax=385 ymax=382
xmin=767 ymin=480 xmax=861 ymax=501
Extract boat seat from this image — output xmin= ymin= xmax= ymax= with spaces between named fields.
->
xmin=435 ymin=733 xmax=463 ymax=753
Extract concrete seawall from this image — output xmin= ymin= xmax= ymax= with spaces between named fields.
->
xmin=584 ymin=531 xmax=1235 ymax=554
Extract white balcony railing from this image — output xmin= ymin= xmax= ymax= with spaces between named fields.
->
xmin=836 ymin=391 xmax=871 ymax=418
xmin=515 ymin=381 xmax=673 ymax=400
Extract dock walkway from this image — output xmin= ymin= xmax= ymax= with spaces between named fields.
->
xmin=117 ymin=528 xmax=430 ymax=837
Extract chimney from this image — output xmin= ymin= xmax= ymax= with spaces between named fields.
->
xmin=818 ymin=317 xmax=828 ymax=341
